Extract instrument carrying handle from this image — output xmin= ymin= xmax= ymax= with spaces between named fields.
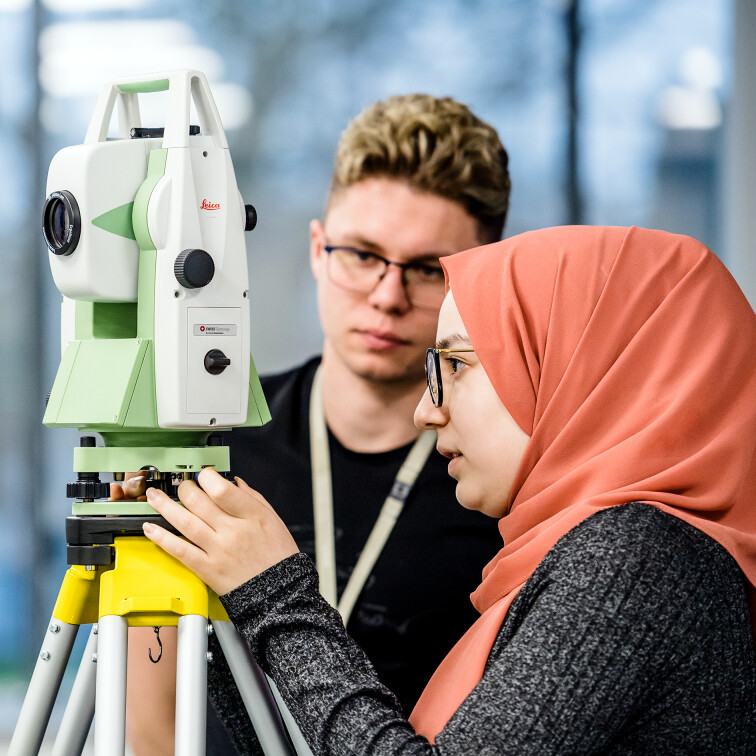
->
xmin=84 ymin=70 xmax=228 ymax=151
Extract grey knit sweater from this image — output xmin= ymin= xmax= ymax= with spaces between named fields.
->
xmin=212 ymin=503 xmax=756 ymax=754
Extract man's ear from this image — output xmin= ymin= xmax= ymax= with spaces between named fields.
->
xmin=309 ymin=219 xmax=325 ymax=281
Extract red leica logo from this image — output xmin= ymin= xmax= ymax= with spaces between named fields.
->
xmin=200 ymin=199 xmax=220 ymax=210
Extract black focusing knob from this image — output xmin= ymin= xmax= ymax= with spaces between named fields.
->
xmin=204 ymin=349 xmax=231 ymax=375
xmin=67 ymin=480 xmax=111 ymax=500
xmin=244 ymin=204 xmax=257 ymax=231
xmin=174 ymin=248 xmax=215 ymax=289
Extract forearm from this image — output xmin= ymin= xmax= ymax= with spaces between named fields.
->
xmin=221 ymin=553 xmax=434 ymax=755
xmin=222 ymin=557 xmax=537 ymax=754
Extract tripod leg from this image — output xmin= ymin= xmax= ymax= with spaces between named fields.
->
xmin=51 ymin=624 xmax=98 ymax=756
xmin=94 ymin=614 xmax=128 ymax=756
xmin=212 ymin=620 xmax=301 ymax=755
xmin=175 ymin=614 xmax=208 ymax=756
xmin=265 ymin=677 xmax=314 ymax=756
xmin=9 ymin=616 xmax=79 ymax=756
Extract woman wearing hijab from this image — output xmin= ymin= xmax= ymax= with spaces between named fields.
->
xmin=144 ymin=225 xmax=756 ymax=754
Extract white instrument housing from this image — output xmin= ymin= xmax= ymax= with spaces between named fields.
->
xmin=150 ymin=130 xmax=251 ymax=428
xmin=46 ymin=70 xmax=253 ymax=429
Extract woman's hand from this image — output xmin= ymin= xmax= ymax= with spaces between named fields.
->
xmin=141 ymin=468 xmax=298 ymax=596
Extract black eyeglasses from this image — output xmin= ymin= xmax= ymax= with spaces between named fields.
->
xmin=324 ymin=244 xmax=445 ymax=309
xmin=425 ymin=347 xmax=476 ymax=408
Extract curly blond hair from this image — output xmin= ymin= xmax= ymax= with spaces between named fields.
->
xmin=329 ymin=94 xmax=511 ymax=243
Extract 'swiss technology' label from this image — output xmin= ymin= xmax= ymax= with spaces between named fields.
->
xmin=193 ymin=324 xmax=237 ymax=336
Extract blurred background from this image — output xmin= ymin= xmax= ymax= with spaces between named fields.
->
xmin=1 ymin=0 xmax=754 ymax=747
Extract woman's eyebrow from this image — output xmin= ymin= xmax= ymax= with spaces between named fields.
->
xmin=436 ymin=333 xmax=472 ymax=350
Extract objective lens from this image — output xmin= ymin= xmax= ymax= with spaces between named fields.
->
xmin=48 ymin=199 xmax=68 ymax=248
xmin=43 ymin=190 xmax=80 ymax=256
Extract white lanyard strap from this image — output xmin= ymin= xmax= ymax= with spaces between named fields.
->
xmin=309 ymin=364 xmax=436 ymax=625
xmin=310 ymin=365 xmax=338 ymax=606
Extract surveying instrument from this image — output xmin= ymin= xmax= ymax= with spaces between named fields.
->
xmin=10 ymin=70 xmax=309 ymax=756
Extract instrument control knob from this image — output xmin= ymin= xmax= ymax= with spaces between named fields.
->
xmin=244 ymin=204 xmax=257 ymax=231
xmin=66 ymin=480 xmax=111 ymax=500
xmin=204 ymin=349 xmax=231 ymax=375
xmin=174 ymin=248 xmax=215 ymax=289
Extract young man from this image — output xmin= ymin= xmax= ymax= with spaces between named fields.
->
xmin=124 ymin=94 xmax=511 ymax=754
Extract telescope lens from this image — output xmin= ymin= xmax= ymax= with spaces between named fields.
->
xmin=48 ymin=199 xmax=68 ymax=247
xmin=43 ymin=190 xmax=81 ymax=256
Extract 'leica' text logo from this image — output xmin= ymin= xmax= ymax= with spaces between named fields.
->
xmin=200 ymin=199 xmax=220 ymax=210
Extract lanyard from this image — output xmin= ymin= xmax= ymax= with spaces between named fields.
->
xmin=309 ymin=364 xmax=436 ymax=625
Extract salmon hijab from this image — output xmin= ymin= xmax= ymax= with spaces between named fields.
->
xmin=409 ymin=226 xmax=756 ymax=742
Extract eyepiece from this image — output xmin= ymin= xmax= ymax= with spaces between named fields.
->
xmin=43 ymin=190 xmax=81 ymax=256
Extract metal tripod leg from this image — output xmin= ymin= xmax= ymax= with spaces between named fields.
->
xmin=8 ymin=616 xmax=79 ymax=756
xmin=265 ymin=677 xmax=314 ymax=756
xmin=212 ymin=620 xmax=302 ymax=755
xmin=51 ymin=624 xmax=98 ymax=756
xmin=12 ymin=532 xmax=309 ymax=755
xmin=175 ymin=615 xmax=208 ymax=756
xmin=94 ymin=614 xmax=128 ymax=756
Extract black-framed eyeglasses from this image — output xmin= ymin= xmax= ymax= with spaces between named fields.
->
xmin=425 ymin=347 xmax=476 ymax=408
xmin=323 ymin=244 xmax=445 ymax=309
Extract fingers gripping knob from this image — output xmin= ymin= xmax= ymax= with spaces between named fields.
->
xmin=174 ymin=248 xmax=215 ymax=289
